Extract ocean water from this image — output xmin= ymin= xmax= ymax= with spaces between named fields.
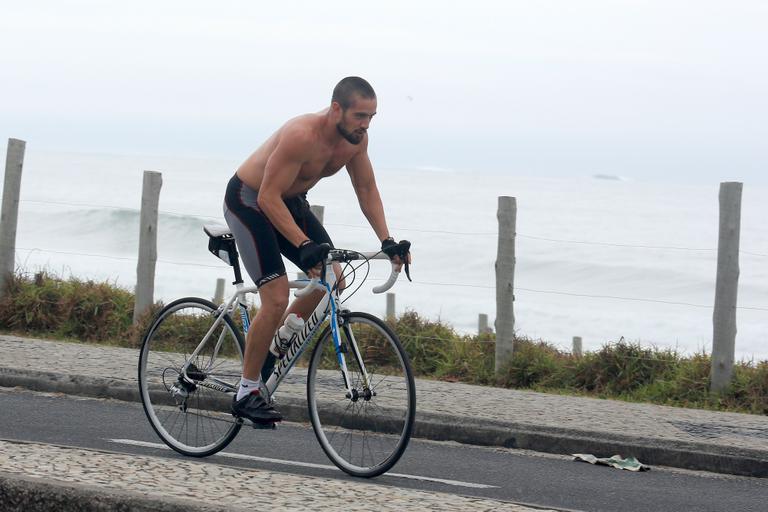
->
xmin=9 ymin=149 xmax=768 ymax=360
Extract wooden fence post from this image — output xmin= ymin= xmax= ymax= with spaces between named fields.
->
xmin=310 ymin=204 xmax=324 ymax=225
xmin=296 ymin=204 xmax=326 ymax=280
xmin=710 ymin=182 xmax=742 ymax=393
xmin=133 ymin=171 xmax=163 ymax=323
xmin=495 ymin=196 xmax=516 ymax=373
xmin=213 ymin=278 xmax=226 ymax=305
xmin=572 ymin=336 xmax=583 ymax=357
xmin=0 ymin=139 xmax=25 ymax=297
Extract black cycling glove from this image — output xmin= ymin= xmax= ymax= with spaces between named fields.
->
xmin=381 ymin=237 xmax=399 ymax=259
xmin=298 ymin=240 xmax=327 ymax=274
xmin=381 ymin=237 xmax=412 ymax=281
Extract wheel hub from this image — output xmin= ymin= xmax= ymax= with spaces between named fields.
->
xmin=347 ymin=387 xmax=374 ymax=402
xmin=170 ymin=363 xmax=207 ymax=409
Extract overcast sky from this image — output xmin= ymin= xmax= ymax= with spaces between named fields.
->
xmin=1 ymin=1 xmax=766 ymax=183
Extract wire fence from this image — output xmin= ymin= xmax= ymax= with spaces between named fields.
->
xmin=12 ymin=195 xmax=768 ymax=349
xmin=17 ymin=197 xmax=768 ymax=305
xmin=18 ymin=197 xmax=768 ymax=256
xmin=3 ymin=139 xmax=768 ymax=380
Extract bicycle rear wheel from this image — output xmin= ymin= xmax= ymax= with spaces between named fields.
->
xmin=138 ymin=297 xmax=245 ymax=457
xmin=307 ymin=311 xmax=416 ymax=477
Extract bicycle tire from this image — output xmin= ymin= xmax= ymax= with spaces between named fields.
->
xmin=138 ymin=297 xmax=245 ymax=457
xmin=307 ymin=311 xmax=416 ymax=477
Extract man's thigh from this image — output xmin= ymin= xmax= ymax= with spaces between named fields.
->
xmin=224 ymin=201 xmax=286 ymax=288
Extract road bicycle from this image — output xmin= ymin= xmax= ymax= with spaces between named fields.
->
xmin=138 ymin=224 xmax=415 ymax=478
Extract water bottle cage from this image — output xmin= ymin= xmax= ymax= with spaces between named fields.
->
xmin=273 ymin=332 xmax=296 ymax=359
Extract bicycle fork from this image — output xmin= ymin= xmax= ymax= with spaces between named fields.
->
xmin=329 ymin=294 xmax=374 ymax=402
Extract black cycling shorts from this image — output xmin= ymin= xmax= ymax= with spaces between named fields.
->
xmin=223 ymin=174 xmax=333 ymax=287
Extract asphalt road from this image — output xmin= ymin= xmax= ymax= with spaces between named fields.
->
xmin=1 ymin=387 xmax=766 ymax=512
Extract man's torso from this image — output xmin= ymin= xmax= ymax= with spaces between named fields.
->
xmin=236 ymin=112 xmax=361 ymax=197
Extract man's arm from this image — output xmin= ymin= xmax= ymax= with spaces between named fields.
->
xmin=347 ymin=143 xmax=411 ymax=268
xmin=257 ymin=129 xmax=312 ymax=248
xmin=346 ymin=142 xmax=391 ymax=243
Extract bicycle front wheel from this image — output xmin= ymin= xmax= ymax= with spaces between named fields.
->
xmin=307 ymin=311 xmax=416 ymax=478
xmin=138 ymin=297 xmax=245 ymax=457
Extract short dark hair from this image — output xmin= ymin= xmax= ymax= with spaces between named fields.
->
xmin=332 ymin=77 xmax=376 ymax=109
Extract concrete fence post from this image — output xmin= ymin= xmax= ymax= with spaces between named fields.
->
xmin=495 ymin=196 xmax=516 ymax=374
xmin=572 ymin=336 xmax=583 ymax=358
xmin=213 ymin=278 xmax=226 ymax=305
xmin=386 ymin=292 xmax=396 ymax=321
xmin=478 ymin=313 xmax=491 ymax=335
xmin=133 ymin=171 xmax=163 ymax=323
xmin=0 ymin=139 xmax=25 ymax=297
xmin=710 ymin=182 xmax=742 ymax=393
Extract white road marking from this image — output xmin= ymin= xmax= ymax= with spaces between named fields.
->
xmin=108 ymin=438 xmax=498 ymax=489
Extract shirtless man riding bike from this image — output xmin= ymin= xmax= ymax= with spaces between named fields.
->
xmin=223 ymin=76 xmax=411 ymax=425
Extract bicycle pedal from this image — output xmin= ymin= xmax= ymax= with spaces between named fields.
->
xmin=251 ymin=421 xmax=277 ymax=430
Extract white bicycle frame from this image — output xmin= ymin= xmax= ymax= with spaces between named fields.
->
xmin=178 ymin=251 xmax=400 ymax=400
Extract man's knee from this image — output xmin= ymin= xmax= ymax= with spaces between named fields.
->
xmin=258 ymin=278 xmax=290 ymax=314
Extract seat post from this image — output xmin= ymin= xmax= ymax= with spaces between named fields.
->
xmin=230 ymin=245 xmax=244 ymax=285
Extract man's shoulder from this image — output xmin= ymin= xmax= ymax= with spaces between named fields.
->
xmin=275 ymin=115 xmax=320 ymax=155
xmin=281 ymin=113 xmax=321 ymax=139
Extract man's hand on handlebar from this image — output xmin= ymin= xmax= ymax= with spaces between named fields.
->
xmin=298 ymin=240 xmax=330 ymax=278
xmin=381 ymin=238 xmax=412 ymax=281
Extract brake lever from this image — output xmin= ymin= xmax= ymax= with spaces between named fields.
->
xmin=398 ymin=240 xmax=412 ymax=282
xmin=319 ymin=243 xmax=332 ymax=283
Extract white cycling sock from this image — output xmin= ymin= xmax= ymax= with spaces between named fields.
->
xmin=236 ymin=376 xmax=262 ymax=401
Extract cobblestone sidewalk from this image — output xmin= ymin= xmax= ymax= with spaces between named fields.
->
xmin=0 ymin=439 xmax=550 ymax=511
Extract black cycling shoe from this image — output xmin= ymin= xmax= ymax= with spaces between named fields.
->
xmin=231 ymin=390 xmax=282 ymax=425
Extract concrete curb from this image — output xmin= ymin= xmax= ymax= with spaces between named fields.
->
xmin=0 ymin=471 xmax=227 ymax=512
xmin=412 ymin=412 xmax=768 ymax=477
xmin=1 ymin=366 xmax=766 ymax=478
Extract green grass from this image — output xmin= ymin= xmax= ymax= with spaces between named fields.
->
xmin=0 ymin=270 xmax=145 ymax=345
xmin=1 ymin=270 xmax=766 ymax=414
